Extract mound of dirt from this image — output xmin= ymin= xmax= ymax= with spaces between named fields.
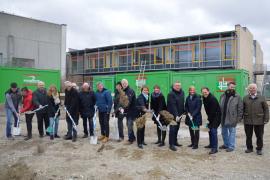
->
xmin=0 ymin=162 xmax=37 ymax=180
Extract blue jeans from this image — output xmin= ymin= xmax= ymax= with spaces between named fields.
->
xmin=5 ymin=108 xmax=17 ymax=137
xmin=209 ymin=128 xmax=218 ymax=150
xmin=126 ymin=115 xmax=135 ymax=142
xmin=222 ymin=126 xmax=236 ymax=149
xmin=49 ymin=117 xmax=59 ymax=136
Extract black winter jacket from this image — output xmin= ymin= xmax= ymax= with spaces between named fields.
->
xmin=47 ymin=95 xmax=60 ymax=118
xmin=123 ymin=86 xmax=137 ymax=117
xmin=151 ymin=92 xmax=167 ymax=124
xmin=33 ymin=88 xmax=48 ymax=114
xmin=135 ymin=93 xmax=149 ymax=118
xmin=202 ymin=93 xmax=221 ymax=128
xmin=64 ymin=88 xmax=80 ymax=118
xmin=79 ymin=91 xmax=96 ymax=118
xmin=167 ymin=88 xmax=185 ymax=118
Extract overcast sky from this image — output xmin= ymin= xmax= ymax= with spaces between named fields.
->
xmin=1 ymin=0 xmax=270 ymax=65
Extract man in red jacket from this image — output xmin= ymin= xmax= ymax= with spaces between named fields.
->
xmin=20 ymin=87 xmax=34 ymax=140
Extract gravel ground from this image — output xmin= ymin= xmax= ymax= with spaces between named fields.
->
xmin=0 ymin=108 xmax=269 ymax=180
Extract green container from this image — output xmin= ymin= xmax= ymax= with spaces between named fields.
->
xmin=0 ymin=66 xmax=60 ymax=104
xmin=172 ymin=69 xmax=249 ymax=100
xmin=116 ymin=71 xmax=172 ymax=97
xmin=93 ymin=75 xmax=115 ymax=93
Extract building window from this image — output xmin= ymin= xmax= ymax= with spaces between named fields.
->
xmin=88 ymin=54 xmax=98 ymax=69
xmin=98 ymin=53 xmax=105 ymax=68
xmin=119 ymin=50 xmax=131 ymax=67
xmin=71 ymin=56 xmax=78 ymax=73
xmin=155 ymin=47 xmax=163 ymax=64
xmin=105 ymin=52 xmax=111 ymax=68
xmin=175 ymin=44 xmax=192 ymax=64
xmin=133 ymin=50 xmax=140 ymax=66
xmin=112 ymin=52 xmax=119 ymax=67
xmin=204 ymin=41 xmax=220 ymax=64
xmin=224 ymin=40 xmax=232 ymax=59
xmin=194 ymin=43 xmax=199 ymax=62
xmin=139 ymin=48 xmax=154 ymax=65
xmin=12 ymin=58 xmax=35 ymax=68
xmin=165 ymin=47 xmax=175 ymax=64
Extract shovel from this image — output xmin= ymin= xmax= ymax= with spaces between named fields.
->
xmin=12 ymin=113 xmax=21 ymax=136
xmin=90 ymin=106 xmax=98 ymax=145
xmin=187 ymin=113 xmax=200 ymax=131
xmin=111 ymin=116 xmax=119 ymax=140
xmin=46 ymin=107 xmax=60 ymax=134
xmin=64 ymin=107 xmax=78 ymax=137
xmin=25 ymin=105 xmax=48 ymax=114
xmin=152 ymin=113 xmax=166 ymax=131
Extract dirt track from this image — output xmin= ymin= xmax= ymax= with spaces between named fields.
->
xmin=0 ymin=110 xmax=269 ymax=180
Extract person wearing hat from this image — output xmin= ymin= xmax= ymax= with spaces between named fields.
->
xmin=4 ymin=82 xmax=22 ymax=139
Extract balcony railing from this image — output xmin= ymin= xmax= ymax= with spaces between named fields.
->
xmin=68 ymin=59 xmax=237 ymax=75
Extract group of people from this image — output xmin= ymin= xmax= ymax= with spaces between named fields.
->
xmin=4 ymin=79 xmax=269 ymax=155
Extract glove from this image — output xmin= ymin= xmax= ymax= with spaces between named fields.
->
xmin=119 ymin=107 xmax=124 ymax=114
xmin=39 ymin=105 xmax=43 ymax=108
xmin=176 ymin=116 xmax=180 ymax=122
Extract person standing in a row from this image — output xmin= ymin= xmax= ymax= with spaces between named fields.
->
xmin=121 ymin=79 xmax=137 ymax=145
xmin=79 ymin=83 xmax=96 ymax=139
xmin=135 ymin=85 xmax=151 ymax=149
xmin=151 ymin=85 xmax=167 ymax=146
xmin=202 ymin=87 xmax=221 ymax=154
xmin=167 ymin=81 xmax=185 ymax=151
xmin=243 ymin=83 xmax=269 ymax=155
xmin=95 ymin=82 xmax=113 ymax=143
xmin=185 ymin=86 xmax=202 ymax=149
xmin=219 ymin=82 xmax=243 ymax=152
xmin=20 ymin=87 xmax=34 ymax=140
xmin=33 ymin=81 xmax=49 ymax=137
xmin=4 ymin=82 xmax=21 ymax=139
xmin=47 ymin=85 xmax=61 ymax=140
xmin=64 ymin=81 xmax=80 ymax=142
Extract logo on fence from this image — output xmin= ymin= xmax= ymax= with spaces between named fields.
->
xmin=217 ymin=76 xmax=235 ymax=92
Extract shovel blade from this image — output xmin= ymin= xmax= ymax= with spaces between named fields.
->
xmin=13 ymin=127 xmax=21 ymax=136
xmin=90 ymin=136 xmax=98 ymax=144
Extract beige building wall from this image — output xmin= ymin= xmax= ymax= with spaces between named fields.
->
xmin=235 ymin=24 xmax=254 ymax=82
xmin=254 ymin=40 xmax=264 ymax=65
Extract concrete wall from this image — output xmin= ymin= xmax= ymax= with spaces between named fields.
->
xmin=0 ymin=12 xmax=66 ymax=78
xmin=254 ymin=40 xmax=264 ymax=65
xmin=235 ymin=24 xmax=254 ymax=82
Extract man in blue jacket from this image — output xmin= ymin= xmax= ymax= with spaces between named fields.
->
xmin=95 ymin=82 xmax=113 ymax=143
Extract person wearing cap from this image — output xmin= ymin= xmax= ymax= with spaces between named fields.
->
xmin=79 ymin=82 xmax=96 ymax=138
xmin=20 ymin=87 xmax=34 ymax=140
xmin=33 ymin=81 xmax=49 ymax=137
xmin=4 ymin=82 xmax=22 ymax=139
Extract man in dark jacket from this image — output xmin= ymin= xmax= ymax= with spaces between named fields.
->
xmin=95 ymin=82 xmax=113 ymax=143
xmin=185 ymin=86 xmax=202 ymax=149
xmin=220 ymin=82 xmax=243 ymax=152
xmin=33 ymin=81 xmax=49 ymax=137
xmin=4 ymin=82 xmax=21 ymax=139
xmin=167 ymin=81 xmax=185 ymax=151
xmin=243 ymin=83 xmax=269 ymax=155
xmin=202 ymin=87 xmax=221 ymax=154
xmin=64 ymin=81 xmax=80 ymax=142
xmin=121 ymin=79 xmax=137 ymax=144
xmin=151 ymin=85 xmax=167 ymax=146
xmin=113 ymin=82 xmax=125 ymax=141
xmin=79 ymin=83 xmax=96 ymax=138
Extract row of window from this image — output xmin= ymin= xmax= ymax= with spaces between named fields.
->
xmin=70 ymin=40 xmax=234 ymax=70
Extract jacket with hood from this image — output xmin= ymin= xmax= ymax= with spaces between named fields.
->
xmin=5 ymin=88 xmax=22 ymax=113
